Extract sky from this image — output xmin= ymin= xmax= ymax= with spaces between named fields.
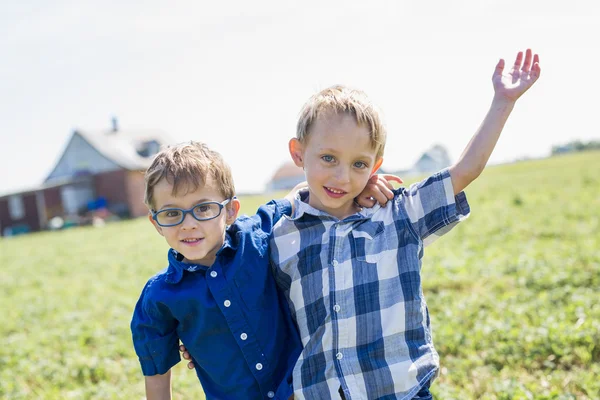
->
xmin=1 ymin=0 xmax=598 ymax=195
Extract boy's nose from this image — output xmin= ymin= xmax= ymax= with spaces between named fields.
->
xmin=180 ymin=212 xmax=199 ymax=229
xmin=334 ymin=166 xmax=351 ymax=184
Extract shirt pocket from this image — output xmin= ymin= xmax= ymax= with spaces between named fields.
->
xmin=233 ymin=261 xmax=270 ymax=311
xmin=350 ymin=221 xmax=388 ymax=263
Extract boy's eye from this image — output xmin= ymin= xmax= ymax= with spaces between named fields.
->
xmin=197 ymin=205 xmax=211 ymax=213
xmin=321 ymin=155 xmax=335 ymax=163
xmin=165 ymin=210 xmax=182 ymax=218
xmin=354 ymin=161 xmax=368 ymax=169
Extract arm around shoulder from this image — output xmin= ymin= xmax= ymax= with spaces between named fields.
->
xmin=145 ymin=370 xmax=172 ymax=400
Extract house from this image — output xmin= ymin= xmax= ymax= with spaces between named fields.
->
xmin=412 ymin=144 xmax=451 ymax=174
xmin=0 ymin=119 xmax=174 ymax=236
xmin=265 ymin=161 xmax=305 ymax=192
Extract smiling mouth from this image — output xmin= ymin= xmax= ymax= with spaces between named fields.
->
xmin=181 ymin=238 xmax=203 ymax=244
xmin=325 ymin=186 xmax=347 ymax=194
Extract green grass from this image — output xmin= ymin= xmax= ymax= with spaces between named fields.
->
xmin=1 ymin=151 xmax=599 ymax=399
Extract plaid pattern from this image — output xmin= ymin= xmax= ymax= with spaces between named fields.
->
xmin=270 ymin=169 xmax=470 ymax=400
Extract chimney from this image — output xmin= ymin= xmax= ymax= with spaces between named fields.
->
xmin=111 ymin=116 xmax=119 ymax=133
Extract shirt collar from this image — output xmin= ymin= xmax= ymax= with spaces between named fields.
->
xmin=164 ymin=230 xmax=237 ymax=285
xmin=289 ymin=189 xmax=382 ymax=222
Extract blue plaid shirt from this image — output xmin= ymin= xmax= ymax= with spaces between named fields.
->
xmin=270 ymin=169 xmax=470 ymax=399
xmin=131 ymin=200 xmax=302 ymax=400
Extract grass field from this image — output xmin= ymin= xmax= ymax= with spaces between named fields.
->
xmin=1 ymin=151 xmax=599 ymax=399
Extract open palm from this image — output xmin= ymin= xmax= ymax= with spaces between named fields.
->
xmin=492 ymin=49 xmax=541 ymax=102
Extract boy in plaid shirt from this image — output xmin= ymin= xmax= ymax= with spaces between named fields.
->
xmin=270 ymin=49 xmax=541 ymax=399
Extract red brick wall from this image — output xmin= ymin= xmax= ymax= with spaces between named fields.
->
xmin=0 ymin=193 xmax=40 ymax=235
xmin=94 ymin=170 xmax=128 ymax=206
xmin=126 ymin=170 xmax=148 ymax=218
xmin=0 ymin=199 xmax=8 ymax=234
xmin=43 ymin=187 xmax=63 ymax=219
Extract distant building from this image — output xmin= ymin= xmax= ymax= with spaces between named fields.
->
xmin=266 ymin=162 xmax=305 ymax=192
xmin=0 ymin=119 xmax=174 ymax=236
xmin=413 ymin=144 xmax=452 ymax=174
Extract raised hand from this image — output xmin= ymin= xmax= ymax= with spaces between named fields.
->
xmin=492 ymin=48 xmax=541 ymax=102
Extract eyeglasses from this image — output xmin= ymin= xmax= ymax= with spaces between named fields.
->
xmin=152 ymin=198 xmax=232 ymax=227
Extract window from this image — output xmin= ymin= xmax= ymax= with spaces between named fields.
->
xmin=137 ymin=140 xmax=161 ymax=158
xmin=8 ymin=195 xmax=25 ymax=220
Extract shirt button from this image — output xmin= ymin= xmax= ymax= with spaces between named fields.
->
xmin=255 ymin=363 xmax=263 ymax=370
xmin=332 ymin=260 xmax=339 ymax=267
xmin=240 ymin=333 xmax=248 ymax=340
xmin=267 ymin=391 xmax=275 ymax=398
xmin=224 ymin=300 xmax=231 ymax=307
xmin=336 ymin=352 xmax=343 ymax=360
xmin=210 ymin=271 xmax=217 ymax=278
xmin=333 ymin=304 xmax=341 ymax=312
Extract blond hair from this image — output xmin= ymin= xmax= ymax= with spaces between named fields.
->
xmin=296 ymin=85 xmax=386 ymax=159
xmin=144 ymin=141 xmax=235 ymax=210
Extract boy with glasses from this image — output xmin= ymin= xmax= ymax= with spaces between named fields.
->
xmin=130 ymin=141 xmax=400 ymax=399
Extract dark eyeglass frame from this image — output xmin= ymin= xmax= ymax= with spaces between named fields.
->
xmin=152 ymin=198 xmax=232 ymax=227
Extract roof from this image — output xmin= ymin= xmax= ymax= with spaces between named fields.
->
xmin=269 ymin=161 xmax=304 ymax=182
xmin=44 ymin=126 xmax=176 ymax=183
xmin=75 ymin=128 xmax=175 ymax=171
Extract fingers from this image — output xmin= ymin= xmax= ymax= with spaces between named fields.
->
xmin=356 ymin=196 xmax=377 ymax=208
xmin=493 ymin=58 xmax=505 ymax=80
xmin=513 ymin=51 xmax=523 ymax=70
xmin=531 ymin=53 xmax=541 ymax=79
xmin=371 ymin=189 xmax=390 ymax=206
xmin=180 ymin=345 xmax=192 ymax=361
xmin=380 ymin=174 xmax=403 ymax=185
xmin=521 ymin=48 xmax=533 ymax=74
xmin=180 ymin=344 xmax=195 ymax=368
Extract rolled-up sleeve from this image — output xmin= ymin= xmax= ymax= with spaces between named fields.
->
xmin=130 ymin=282 xmax=180 ymax=376
xmin=399 ymin=168 xmax=470 ymax=247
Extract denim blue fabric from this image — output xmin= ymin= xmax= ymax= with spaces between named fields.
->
xmin=131 ymin=200 xmax=302 ymax=400
xmin=271 ymin=169 xmax=470 ymax=399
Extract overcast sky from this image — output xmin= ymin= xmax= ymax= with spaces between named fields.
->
xmin=1 ymin=0 xmax=598 ymax=195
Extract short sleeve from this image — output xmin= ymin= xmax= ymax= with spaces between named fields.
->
xmin=398 ymin=168 xmax=470 ymax=247
xmin=130 ymin=281 xmax=181 ymax=376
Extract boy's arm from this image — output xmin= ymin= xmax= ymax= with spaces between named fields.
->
xmin=449 ymin=49 xmax=541 ymax=195
xmin=131 ymin=282 xmax=181 ymax=379
xmin=145 ymin=371 xmax=172 ymax=400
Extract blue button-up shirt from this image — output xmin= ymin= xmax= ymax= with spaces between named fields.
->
xmin=270 ymin=169 xmax=470 ymax=399
xmin=131 ymin=200 xmax=302 ymax=400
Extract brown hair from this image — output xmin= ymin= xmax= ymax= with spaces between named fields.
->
xmin=144 ymin=141 xmax=235 ymax=210
xmin=296 ymin=85 xmax=386 ymax=159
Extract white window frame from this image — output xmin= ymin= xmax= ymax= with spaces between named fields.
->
xmin=8 ymin=195 xmax=25 ymax=220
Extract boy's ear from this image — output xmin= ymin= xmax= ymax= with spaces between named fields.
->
xmin=148 ymin=213 xmax=164 ymax=236
xmin=289 ymin=138 xmax=305 ymax=168
xmin=226 ymin=198 xmax=241 ymax=225
xmin=371 ymin=157 xmax=384 ymax=175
